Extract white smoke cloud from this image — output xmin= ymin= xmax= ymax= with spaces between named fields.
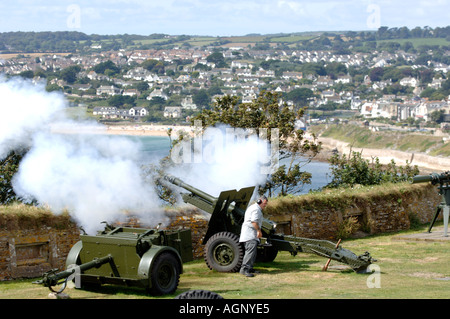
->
xmin=167 ymin=125 xmax=274 ymax=198
xmin=0 ymin=77 xmax=165 ymax=234
xmin=0 ymin=77 xmax=66 ymax=158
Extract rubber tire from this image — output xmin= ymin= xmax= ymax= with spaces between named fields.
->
xmin=256 ymin=245 xmax=279 ymax=262
xmin=149 ymin=252 xmax=181 ymax=296
xmin=204 ymin=232 xmax=244 ymax=273
xmin=174 ymin=289 xmax=224 ymax=299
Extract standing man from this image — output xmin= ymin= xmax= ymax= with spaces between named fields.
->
xmin=239 ymin=195 xmax=268 ymax=277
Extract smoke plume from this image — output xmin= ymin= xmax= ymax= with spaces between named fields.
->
xmin=0 ymin=77 xmax=165 ymax=234
xmin=168 ymin=125 xmax=275 ymax=198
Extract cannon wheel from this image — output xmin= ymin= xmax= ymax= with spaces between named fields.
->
xmin=257 ymin=245 xmax=279 ymax=263
xmin=149 ymin=252 xmax=181 ymax=295
xmin=204 ymin=232 xmax=243 ymax=273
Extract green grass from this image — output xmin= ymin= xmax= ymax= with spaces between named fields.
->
xmin=1 ymin=223 xmax=447 ymax=299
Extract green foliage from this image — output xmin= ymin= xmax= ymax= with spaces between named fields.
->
xmin=107 ymin=95 xmax=136 ymax=107
xmin=60 ymin=65 xmax=81 ymax=84
xmin=141 ymin=59 xmax=165 ymax=74
xmin=326 ymin=151 xmax=419 ymax=189
xmin=206 ymin=52 xmax=227 ymax=68
xmin=0 ymin=150 xmax=26 ymax=204
xmin=93 ymin=60 xmax=120 ymax=76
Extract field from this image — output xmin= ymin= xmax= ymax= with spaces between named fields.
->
xmin=0 ymin=52 xmax=71 ymax=60
xmin=0 ymin=223 xmax=448 ymax=300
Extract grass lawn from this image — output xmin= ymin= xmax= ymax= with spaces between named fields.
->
xmin=0 ymin=223 xmax=448 ymax=300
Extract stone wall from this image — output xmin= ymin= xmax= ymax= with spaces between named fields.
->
xmin=0 ymin=212 xmax=79 ymax=281
xmin=0 ymin=183 xmax=442 ymax=281
xmin=264 ymin=183 xmax=441 ymax=240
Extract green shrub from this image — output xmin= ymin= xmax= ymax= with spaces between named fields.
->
xmin=326 ymin=151 xmax=419 ymax=189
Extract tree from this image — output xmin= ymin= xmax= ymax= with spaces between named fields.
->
xmin=141 ymin=59 xmax=165 ymax=74
xmin=430 ymin=110 xmax=445 ymax=124
xmin=192 ymin=91 xmax=321 ymax=196
xmin=369 ymin=67 xmax=384 ymax=82
xmin=93 ymin=60 xmax=120 ymax=75
xmin=0 ymin=150 xmax=26 ymax=204
xmin=286 ymin=88 xmax=314 ymax=106
xmin=206 ymin=52 xmax=227 ymax=68
xmin=192 ymin=89 xmax=210 ymax=108
xmin=60 ymin=65 xmax=81 ymax=84
xmin=107 ymin=95 xmax=136 ymax=107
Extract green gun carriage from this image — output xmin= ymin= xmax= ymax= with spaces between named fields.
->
xmin=164 ymin=175 xmax=375 ymax=273
xmin=34 ymin=223 xmax=193 ymax=296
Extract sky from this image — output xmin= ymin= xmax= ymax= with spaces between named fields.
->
xmin=0 ymin=0 xmax=448 ymax=36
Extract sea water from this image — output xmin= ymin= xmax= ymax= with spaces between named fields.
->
xmin=129 ymin=135 xmax=331 ymax=195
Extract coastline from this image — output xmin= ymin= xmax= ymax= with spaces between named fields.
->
xmin=316 ymin=135 xmax=449 ymax=173
xmin=52 ymin=123 xmax=447 ymax=173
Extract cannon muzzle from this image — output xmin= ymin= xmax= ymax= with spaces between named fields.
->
xmin=410 ymin=172 xmax=450 ymax=185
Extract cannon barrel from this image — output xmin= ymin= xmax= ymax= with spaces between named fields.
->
xmin=410 ymin=172 xmax=450 ymax=185
xmin=34 ymin=255 xmax=112 ymax=290
xmin=164 ymin=174 xmax=217 ymax=204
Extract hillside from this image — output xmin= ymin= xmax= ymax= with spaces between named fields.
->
xmin=1 ymin=26 xmax=449 ymax=53
xmin=310 ymin=123 xmax=450 ymax=171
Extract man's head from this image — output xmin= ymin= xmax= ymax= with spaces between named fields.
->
xmin=257 ymin=195 xmax=268 ymax=209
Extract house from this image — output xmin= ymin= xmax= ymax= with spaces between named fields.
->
xmin=429 ymin=78 xmax=445 ymax=89
xmin=164 ymin=106 xmax=182 ymax=118
xmin=415 ymin=100 xmax=448 ymax=121
xmin=71 ymin=83 xmax=92 ymax=91
xmin=281 ymin=71 xmax=302 ymax=80
xmin=235 ymin=69 xmax=252 ymax=77
xmin=123 ymin=89 xmax=140 ymax=97
xmin=397 ymin=103 xmax=417 ymax=121
xmin=181 ymin=96 xmax=197 ymax=110
xmin=93 ymin=106 xmax=118 ymax=118
xmin=176 ymin=74 xmax=191 ymax=83
xmin=335 ymin=75 xmax=352 ymax=84
xmin=360 ymin=101 xmax=398 ymax=119
xmin=147 ymin=89 xmax=168 ymax=100
xmin=316 ymin=76 xmax=334 ymax=87
xmin=399 ymin=77 xmax=418 ymax=87
xmin=96 ymin=85 xmax=121 ymax=96
xmin=231 ymin=61 xmax=251 ymax=68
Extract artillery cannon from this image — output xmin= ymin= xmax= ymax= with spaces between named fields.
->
xmin=410 ymin=171 xmax=450 ymax=236
xmin=163 ymin=175 xmax=375 ymax=273
xmin=33 ymin=223 xmax=193 ymax=295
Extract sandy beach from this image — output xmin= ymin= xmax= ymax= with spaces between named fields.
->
xmin=104 ymin=124 xmax=193 ymax=137
xmin=50 ymin=123 xmax=194 ymax=138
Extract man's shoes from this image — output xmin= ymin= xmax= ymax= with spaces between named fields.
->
xmin=249 ymin=268 xmax=260 ymax=274
xmin=240 ymin=268 xmax=255 ymax=277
